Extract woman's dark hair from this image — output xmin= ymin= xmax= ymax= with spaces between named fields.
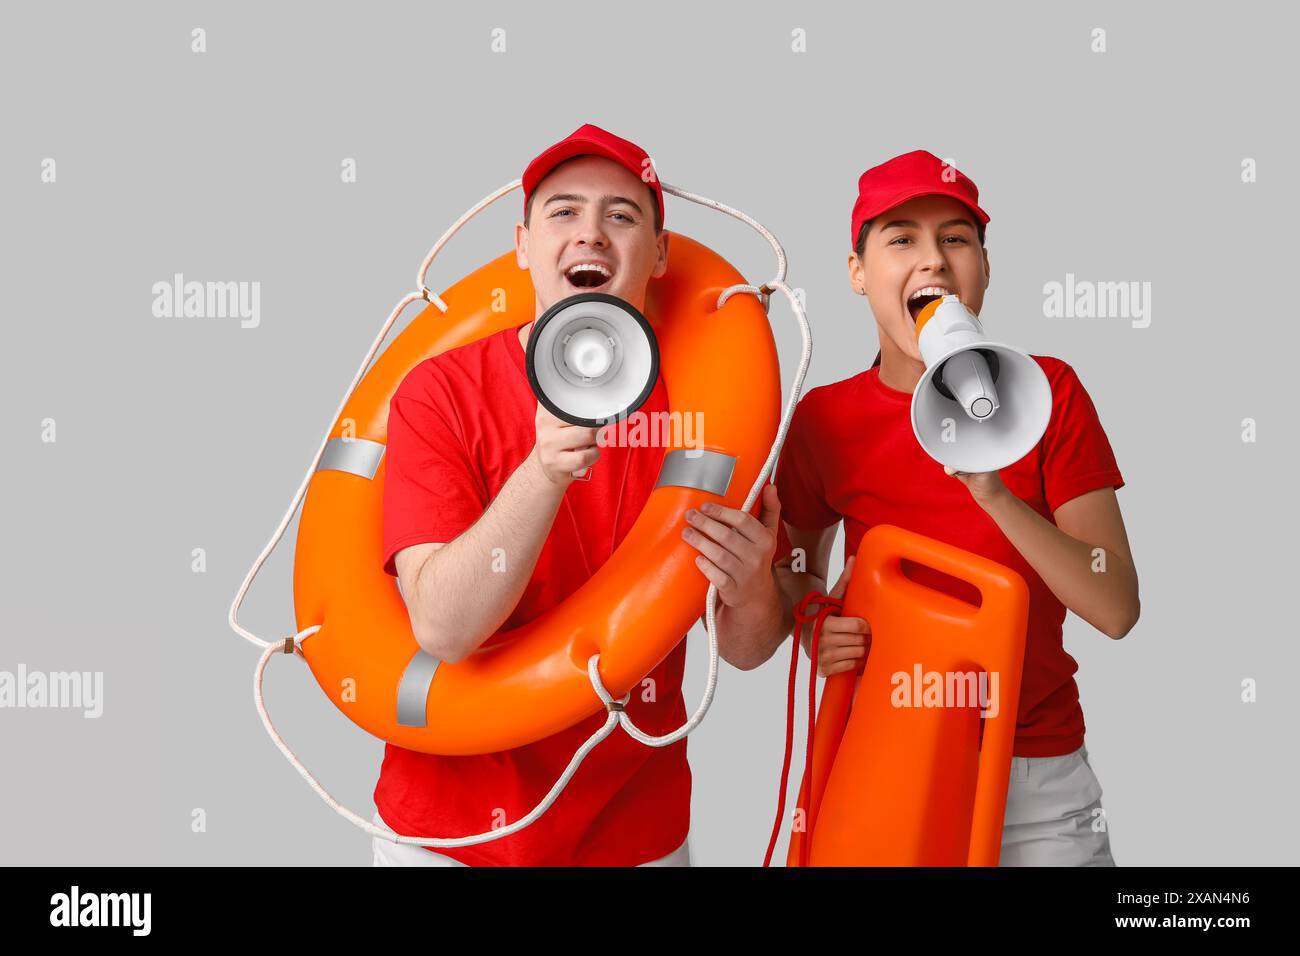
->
xmin=856 ymin=215 xmax=987 ymax=368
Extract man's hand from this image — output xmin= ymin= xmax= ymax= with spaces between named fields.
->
xmin=681 ymin=483 xmax=782 ymax=608
xmin=530 ymin=403 xmax=602 ymax=486
xmin=803 ymin=555 xmax=871 ymax=677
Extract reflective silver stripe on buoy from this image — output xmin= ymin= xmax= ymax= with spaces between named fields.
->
xmin=395 ymin=650 xmax=441 ymax=727
xmin=316 ymin=437 xmax=385 ymax=480
xmin=654 ymin=449 xmax=736 ymax=497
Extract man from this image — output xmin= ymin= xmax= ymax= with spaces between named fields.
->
xmin=374 ymin=124 xmax=784 ymax=866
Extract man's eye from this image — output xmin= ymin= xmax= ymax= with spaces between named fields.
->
xmin=550 ymin=208 xmax=574 ymax=218
xmin=611 ymin=212 xmax=633 ymax=223
xmin=890 ymin=235 xmax=968 ymax=245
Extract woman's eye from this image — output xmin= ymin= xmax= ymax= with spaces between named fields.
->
xmin=889 ymin=236 xmax=911 ymax=246
xmin=944 ymin=235 xmax=968 ymax=244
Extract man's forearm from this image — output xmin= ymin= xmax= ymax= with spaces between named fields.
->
xmin=717 ymin=565 xmax=830 ymax=670
xmin=410 ymin=451 xmax=565 ymax=661
xmin=715 ymin=570 xmax=788 ymax=671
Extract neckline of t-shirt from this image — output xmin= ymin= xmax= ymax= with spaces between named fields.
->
xmin=867 ymin=365 xmax=914 ymax=406
xmin=505 ymin=321 xmax=529 ymax=375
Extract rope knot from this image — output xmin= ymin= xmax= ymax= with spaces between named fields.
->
xmin=793 ymin=591 xmax=843 ymax=633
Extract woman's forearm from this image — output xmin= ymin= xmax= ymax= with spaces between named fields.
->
xmin=979 ymin=490 xmax=1138 ymax=639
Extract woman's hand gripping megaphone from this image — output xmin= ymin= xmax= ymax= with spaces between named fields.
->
xmin=942 ymin=465 xmax=1008 ymax=508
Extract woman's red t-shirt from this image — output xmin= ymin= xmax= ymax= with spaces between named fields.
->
xmin=774 ymin=355 xmax=1125 ymax=757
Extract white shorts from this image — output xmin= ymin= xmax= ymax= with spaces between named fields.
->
xmin=369 ymin=744 xmax=1113 ymax=867
xmin=369 ymin=810 xmax=693 ymax=867
xmin=999 ymin=744 xmax=1116 ymax=866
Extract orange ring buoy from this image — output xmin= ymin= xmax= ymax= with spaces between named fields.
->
xmin=292 ymin=233 xmax=780 ymax=755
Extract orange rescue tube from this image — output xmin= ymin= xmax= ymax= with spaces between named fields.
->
xmin=785 ymin=669 xmax=855 ymax=867
xmin=790 ymin=524 xmax=1029 ymax=866
xmin=292 ymin=234 xmax=780 ymax=756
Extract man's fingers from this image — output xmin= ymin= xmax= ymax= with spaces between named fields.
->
xmin=557 ymin=427 xmax=601 ymax=451
xmin=758 ymin=483 xmax=782 ymax=530
xmin=556 ymin=447 xmax=600 ymax=471
xmin=693 ymin=555 xmax=736 ymax=599
xmin=694 ymin=501 xmax=768 ymax=546
xmin=681 ymin=524 xmax=740 ymax=576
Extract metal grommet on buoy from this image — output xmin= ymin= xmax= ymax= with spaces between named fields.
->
xmin=282 ymin=637 xmax=296 ymax=655
xmin=606 ymin=700 xmax=626 ymax=713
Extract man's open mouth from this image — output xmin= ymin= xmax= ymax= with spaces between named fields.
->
xmin=906 ymin=286 xmax=956 ymax=322
xmin=565 ymin=261 xmax=614 ymax=291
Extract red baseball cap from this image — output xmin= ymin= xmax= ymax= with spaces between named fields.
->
xmin=522 ymin=123 xmax=665 ymax=227
xmin=850 ymin=149 xmax=989 ymax=249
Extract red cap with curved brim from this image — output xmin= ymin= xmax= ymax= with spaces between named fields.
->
xmin=522 ymin=123 xmax=665 ymax=227
xmin=851 ymin=149 xmax=989 ymax=248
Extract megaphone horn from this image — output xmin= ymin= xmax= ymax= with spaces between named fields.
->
xmin=525 ymin=292 xmax=660 ymax=429
xmin=909 ymin=295 xmax=1052 ymax=474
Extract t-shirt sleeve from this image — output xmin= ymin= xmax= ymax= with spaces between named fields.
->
xmin=773 ymin=397 xmax=840 ymax=563
xmin=1040 ymin=361 xmax=1126 ymax=514
xmin=381 ymin=387 xmax=487 ymax=577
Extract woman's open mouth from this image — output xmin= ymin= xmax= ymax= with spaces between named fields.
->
xmin=564 ymin=261 xmax=614 ymax=291
xmin=906 ymin=286 xmax=956 ymax=323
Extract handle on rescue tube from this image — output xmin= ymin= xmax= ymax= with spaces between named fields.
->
xmin=856 ymin=524 xmax=1024 ymax=624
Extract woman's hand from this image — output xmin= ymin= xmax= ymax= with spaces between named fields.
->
xmin=803 ymin=555 xmax=871 ymax=677
xmin=943 ymin=465 xmax=1009 ymax=509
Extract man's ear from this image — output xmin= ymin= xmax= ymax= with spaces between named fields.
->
xmin=650 ymin=231 xmax=670 ymax=279
xmin=983 ymin=246 xmax=991 ymax=289
xmin=515 ymin=222 xmax=530 ymax=270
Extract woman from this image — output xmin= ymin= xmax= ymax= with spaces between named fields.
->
xmin=770 ymin=149 xmax=1139 ymax=865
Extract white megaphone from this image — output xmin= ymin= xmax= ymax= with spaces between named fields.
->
xmin=525 ymin=293 xmax=660 ymax=477
xmin=910 ymin=294 xmax=1052 ymax=473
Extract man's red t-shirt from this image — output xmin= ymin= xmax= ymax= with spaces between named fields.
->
xmin=377 ymin=325 xmax=691 ymax=866
xmin=774 ymin=355 xmax=1124 ymax=758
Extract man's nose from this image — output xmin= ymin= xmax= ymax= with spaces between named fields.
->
xmin=575 ymin=218 xmax=609 ymax=246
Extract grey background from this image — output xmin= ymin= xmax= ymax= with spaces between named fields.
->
xmin=2 ymin=0 xmax=1295 ymax=866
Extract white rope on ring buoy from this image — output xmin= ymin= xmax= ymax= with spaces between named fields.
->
xmin=230 ymin=175 xmax=814 ymax=849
